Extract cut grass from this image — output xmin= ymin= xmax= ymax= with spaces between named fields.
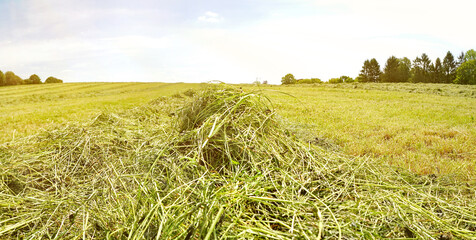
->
xmin=1 ymin=86 xmax=475 ymax=239
xmin=245 ymin=84 xmax=476 ymax=179
xmin=316 ymin=82 xmax=476 ymax=98
xmin=2 ymin=82 xmax=475 ymax=179
xmin=0 ymin=82 xmax=203 ymax=142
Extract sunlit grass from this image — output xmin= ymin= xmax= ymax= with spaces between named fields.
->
xmin=1 ymin=87 xmax=475 ymax=239
xmin=245 ymin=84 xmax=476 ymax=179
xmin=319 ymin=82 xmax=476 ymax=98
xmin=0 ymin=83 xmax=203 ymax=142
xmin=1 ymin=82 xmax=475 ymax=179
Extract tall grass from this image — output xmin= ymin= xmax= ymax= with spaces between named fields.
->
xmin=1 ymin=86 xmax=475 ymax=239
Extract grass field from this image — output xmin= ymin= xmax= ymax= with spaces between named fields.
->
xmin=1 ymin=82 xmax=476 ymax=238
xmin=0 ymin=82 xmax=205 ymax=142
xmin=317 ymin=82 xmax=476 ymax=98
xmin=2 ymin=82 xmax=475 ymax=179
xmin=246 ymin=84 xmax=476 ymax=180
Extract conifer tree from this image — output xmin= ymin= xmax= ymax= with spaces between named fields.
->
xmin=359 ymin=58 xmax=382 ymax=82
xmin=432 ymin=58 xmax=444 ymax=83
xmin=382 ymin=56 xmax=399 ymax=82
xmin=443 ymin=51 xmax=457 ymax=83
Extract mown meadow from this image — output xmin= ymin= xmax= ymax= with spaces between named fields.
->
xmin=1 ymin=82 xmax=475 ymax=239
xmin=245 ymin=83 xmax=476 ymax=179
xmin=0 ymin=82 xmax=205 ymax=142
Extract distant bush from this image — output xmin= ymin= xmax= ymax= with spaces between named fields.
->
xmin=340 ymin=76 xmax=354 ymax=83
xmin=281 ymin=73 xmax=297 ymax=85
xmin=454 ymin=59 xmax=476 ymax=85
xmin=328 ymin=76 xmax=354 ymax=84
xmin=23 ymin=78 xmax=33 ymax=84
xmin=297 ymin=78 xmax=322 ymax=84
xmin=328 ymin=78 xmax=343 ymax=84
xmin=0 ymin=71 xmax=5 ymax=86
xmin=0 ymin=70 xmax=59 ymax=87
xmin=5 ymin=71 xmax=23 ymax=85
xmin=29 ymin=74 xmax=42 ymax=84
xmin=282 ymin=74 xmax=322 ymax=85
xmin=44 ymin=76 xmax=63 ymax=84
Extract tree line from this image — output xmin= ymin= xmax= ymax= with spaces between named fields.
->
xmin=281 ymin=49 xmax=476 ymax=85
xmin=0 ymin=70 xmax=63 ymax=86
xmin=358 ymin=49 xmax=475 ymax=84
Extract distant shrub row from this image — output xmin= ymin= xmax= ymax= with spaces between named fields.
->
xmin=0 ymin=70 xmax=63 ymax=87
xmin=282 ymin=49 xmax=476 ymax=85
xmin=281 ymin=73 xmax=351 ymax=85
xmin=280 ymin=74 xmax=321 ymax=84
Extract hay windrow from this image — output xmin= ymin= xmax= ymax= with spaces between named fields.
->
xmin=172 ymin=87 xmax=315 ymax=171
xmin=1 ymin=86 xmax=475 ymax=239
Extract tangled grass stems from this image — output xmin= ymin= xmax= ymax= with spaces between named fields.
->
xmin=0 ymin=86 xmax=475 ymax=239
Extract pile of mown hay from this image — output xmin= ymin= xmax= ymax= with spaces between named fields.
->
xmin=172 ymin=87 xmax=316 ymax=172
xmin=1 ymin=86 xmax=475 ymax=239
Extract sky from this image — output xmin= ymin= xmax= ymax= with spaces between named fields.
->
xmin=0 ymin=0 xmax=475 ymax=84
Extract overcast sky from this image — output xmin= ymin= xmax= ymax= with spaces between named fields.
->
xmin=1 ymin=0 xmax=475 ymax=84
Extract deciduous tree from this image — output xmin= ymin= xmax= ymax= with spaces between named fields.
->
xmin=0 ymin=71 xmax=5 ymax=86
xmin=464 ymin=49 xmax=476 ymax=61
xmin=29 ymin=74 xmax=42 ymax=84
xmin=397 ymin=57 xmax=411 ymax=82
xmin=455 ymin=60 xmax=476 ymax=85
xmin=45 ymin=76 xmax=63 ymax=83
xmin=281 ymin=73 xmax=296 ymax=85
xmin=340 ymin=76 xmax=354 ymax=83
xmin=455 ymin=49 xmax=476 ymax=85
xmin=297 ymin=78 xmax=322 ymax=84
xmin=328 ymin=77 xmax=343 ymax=84
xmin=5 ymin=71 xmax=23 ymax=85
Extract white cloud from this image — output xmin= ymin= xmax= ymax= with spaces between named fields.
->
xmin=183 ymin=2 xmax=475 ymax=84
xmin=0 ymin=36 xmax=175 ymax=82
xmin=198 ymin=11 xmax=223 ymax=23
xmin=2 ymin=0 xmax=475 ymax=84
